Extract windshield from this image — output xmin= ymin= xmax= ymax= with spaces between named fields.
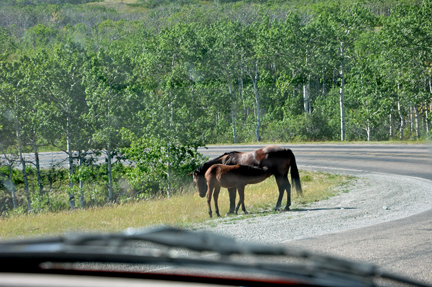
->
xmin=0 ymin=1 xmax=432 ymax=286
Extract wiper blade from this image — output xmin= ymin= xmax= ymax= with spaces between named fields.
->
xmin=0 ymin=226 xmax=429 ymax=287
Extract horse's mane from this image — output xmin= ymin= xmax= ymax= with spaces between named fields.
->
xmin=195 ymin=151 xmax=242 ymax=174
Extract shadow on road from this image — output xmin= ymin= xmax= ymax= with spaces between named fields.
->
xmin=292 ymin=207 xmax=356 ymax=212
xmin=236 ymin=207 xmax=357 ymax=216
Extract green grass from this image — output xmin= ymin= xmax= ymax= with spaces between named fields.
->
xmin=0 ymin=171 xmax=354 ymax=239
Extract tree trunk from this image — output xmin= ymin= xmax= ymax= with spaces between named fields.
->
xmin=303 ymin=47 xmax=311 ymax=114
xmin=225 ymin=68 xmax=237 ymax=144
xmin=409 ymin=106 xmax=413 ymax=136
xmin=238 ymin=75 xmax=246 ymax=120
xmin=425 ymin=101 xmax=429 ymax=134
xmin=230 ymin=97 xmax=237 ymax=144
xmin=107 ymin=144 xmax=113 ymax=202
xmin=8 ymin=165 xmax=17 ymax=210
xmin=17 ymin=128 xmax=30 ymax=211
xmin=79 ymin=151 xmax=84 ymax=208
xmin=322 ymin=69 xmax=326 ymax=98
xmin=245 ymin=60 xmax=261 ymax=142
xmin=415 ymin=105 xmax=420 ymax=140
xmin=398 ymin=101 xmax=404 ymax=140
xmin=66 ymin=117 xmax=75 ymax=209
xmin=303 ymin=74 xmax=311 ymax=113
xmin=389 ymin=112 xmax=393 ymax=139
xmin=339 ymin=42 xmax=345 ymax=141
xmin=239 ymin=64 xmax=247 ymax=120
xmin=366 ymin=121 xmax=371 ymax=142
xmin=33 ymin=135 xmax=43 ymax=194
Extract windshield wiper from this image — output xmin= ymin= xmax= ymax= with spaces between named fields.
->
xmin=0 ymin=226 xmax=429 ymax=287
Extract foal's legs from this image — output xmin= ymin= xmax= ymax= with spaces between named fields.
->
xmin=226 ymin=188 xmax=236 ymax=215
xmin=213 ymin=186 xmax=221 ymax=217
xmin=206 ymin=181 xmax=215 ymax=218
xmin=235 ymin=186 xmax=248 ymax=215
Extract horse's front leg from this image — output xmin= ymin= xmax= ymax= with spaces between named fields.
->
xmin=213 ymin=185 xmax=221 ymax=217
xmin=206 ymin=182 xmax=215 ymax=218
xmin=226 ymin=188 xmax=236 ymax=215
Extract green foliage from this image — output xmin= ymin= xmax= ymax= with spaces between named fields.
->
xmin=23 ymin=24 xmax=59 ymax=49
xmin=121 ymin=130 xmax=206 ymax=196
xmin=29 ymin=190 xmax=50 ymax=213
xmin=0 ymin=27 xmax=17 ymax=54
xmin=264 ymin=112 xmax=339 ymax=142
xmin=0 ymin=166 xmax=22 ymax=187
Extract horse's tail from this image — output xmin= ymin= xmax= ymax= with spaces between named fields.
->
xmin=287 ymin=149 xmax=302 ymax=196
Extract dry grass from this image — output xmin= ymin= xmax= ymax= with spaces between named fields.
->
xmin=0 ymin=171 xmax=354 ymax=239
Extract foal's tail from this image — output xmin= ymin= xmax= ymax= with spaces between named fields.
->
xmin=287 ymin=149 xmax=303 ymax=196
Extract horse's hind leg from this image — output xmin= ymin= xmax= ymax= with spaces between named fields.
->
xmin=275 ymin=175 xmax=289 ymax=210
xmin=226 ymin=188 xmax=236 ymax=215
xmin=284 ymin=177 xmax=292 ymax=211
xmin=213 ymin=186 xmax=221 ymax=217
xmin=235 ymin=186 xmax=247 ymax=214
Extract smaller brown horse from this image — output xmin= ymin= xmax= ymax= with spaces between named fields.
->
xmin=201 ymin=164 xmax=272 ymax=218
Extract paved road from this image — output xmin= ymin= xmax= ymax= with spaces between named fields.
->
xmin=199 ymin=144 xmax=432 ymax=180
xmin=199 ymin=144 xmax=432 ymax=285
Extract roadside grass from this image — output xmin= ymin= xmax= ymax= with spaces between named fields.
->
xmin=0 ymin=171 xmax=354 ymax=239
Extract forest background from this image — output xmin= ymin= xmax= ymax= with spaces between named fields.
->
xmin=1 ymin=0 xmax=432 ymax=215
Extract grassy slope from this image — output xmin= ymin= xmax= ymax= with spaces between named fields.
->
xmin=0 ymin=170 xmax=354 ymax=239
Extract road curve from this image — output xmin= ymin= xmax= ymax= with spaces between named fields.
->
xmin=198 ymin=144 xmax=432 ymax=285
xmin=199 ymin=143 xmax=432 ymax=180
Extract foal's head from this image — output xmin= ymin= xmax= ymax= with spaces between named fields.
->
xmin=192 ymin=170 xmax=207 ymax=198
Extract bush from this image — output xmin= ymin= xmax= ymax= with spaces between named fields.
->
xmin=121 ymin=133 xmax=206 ymax=197
xmin=0 ymin=166 xmax=23 ymax=187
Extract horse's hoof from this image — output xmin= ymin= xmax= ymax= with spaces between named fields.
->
xmin=274 ymin=206 xmax=282 ymax=211
xmin=244 ymin=211 xmax=249 ymax=214
xmin=284 ymin=207 xmax=291 ymax=211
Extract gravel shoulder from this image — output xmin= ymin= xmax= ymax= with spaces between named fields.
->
xmin=197 ymin=170 xmax=432 ymax=245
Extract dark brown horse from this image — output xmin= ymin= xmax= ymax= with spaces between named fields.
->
xmin=203 ymin=164 xmax=272 ymax=218
xmin=192 ymin=145 xmax=302 ymax=214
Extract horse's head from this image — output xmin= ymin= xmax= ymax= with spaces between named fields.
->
xmin=191 ymin=170 xmax=207 ymax=198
